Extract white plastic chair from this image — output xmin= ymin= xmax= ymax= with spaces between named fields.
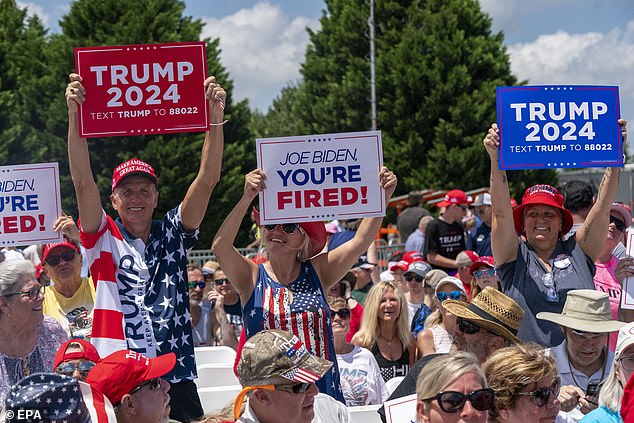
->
xmin=195 ymin=363 xmax=240 ymax=388
xmin=194 ymin=346 xmax=237 ymax=366
xmin=348 ymin=404 xmax=382 ymax=423
xmin=197 ymin=385 xmax=242 ymax=413
xmin=385 ymin=376 xmax=405 ymax=395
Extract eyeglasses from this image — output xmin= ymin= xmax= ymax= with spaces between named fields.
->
xmin=404 ymin=274 xmax=424 ymax=283
xmin=4 ymin=285 xmax=44 ymax=301
xmin=331 ymin=308 xmax=351 ymax=319
xmin=263 ymin=223 xmax=301 ymax=234
xmin=610 ymin=215 xmax=626 ymax=232
xmin=436 ymin=290 xmax=464 ymax=302
xmin=473 ymin=268 xmax=496 ymax=279
xmin=423 ymin=388 xmax=494 ymax=413
xmin=129 ymin=377 xmax=162 ymax=395
xmin=568 ymin=328 xmax=605 ymax=341
xmin=274 ymin=382 xmax=312 ymax=394
xmin=457 ymin=317 xmax=484 ymax=335
xmin=454 ymin=204 xmax=467 ymax=211
xmin=45 ymin=250 xmax=77 ymax=266
xmin=619 ymin=355 xmax=634 ymax=371
xmin=214 ymin=278 xmax=231 ymax=286
xmin=54 ymin=360 xmax=96 ymax=378
xmin=188 ymin=281 xmax=206 ymax=290
xmin=516 ymin=377 xmax=560 ymax=407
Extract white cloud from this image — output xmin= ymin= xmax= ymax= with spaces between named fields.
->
xmin=16 ymin=1 xmax=49 ymax=26
xmin=200 ymin=2 xmax=319 ymax=110
xmin=507 ymin=21 xmax=634 ymax=119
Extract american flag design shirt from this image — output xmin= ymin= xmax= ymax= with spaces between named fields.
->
xmin=80 ymin=205 xmax=198 ymax=382
xmin=243 ymin=262 xmax=345 ymax=403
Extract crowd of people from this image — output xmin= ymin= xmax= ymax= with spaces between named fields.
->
xmin=0 ymin=72 xmax=632 ymax=423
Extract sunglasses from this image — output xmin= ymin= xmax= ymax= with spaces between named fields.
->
xmin=55 ymin=360 xmax=95 ymax=377
xmin=454 ymin=204 xmax=467 ymax=211
xmin=568 ymin=328 xmax=605 ymax=341
xmin=263 ymin=223 xmax=301 ymax=234
xmin=130 ymin=377 xmax=162 ymax=395
xmin=424 ymin=388 xmax=494 ymax=413
xmin=4 ymin=285 xmax=44 ymax=301
xmin=274 ymin=382 xmax=312 ymax=394
xmin=405 ymin=274 xmax=424 ymax=283
xmin=330 ymin=308 xmax=351 ymax=319
xmin=436 ymin=290 xmax=464 ymax=302
xmin=516 ymin=377 xmax=560 ymax=407
xmin=457 ymin=317 xmax=484 ymax=335
xmin=610 ymin=215 xmax=626 ymax=232
xmin=188 ymin=281 xmax=206 ymax=290
xmin=214 ymin=278 xmax=231 ymax=286
xmin=473 ymin=268 xmax=496 ymax=279
xmin=45 ymin=250 xmax=77 ymax=266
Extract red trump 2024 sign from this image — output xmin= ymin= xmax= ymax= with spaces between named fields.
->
xmin=75 ymin=42 xmax=209 ymax=138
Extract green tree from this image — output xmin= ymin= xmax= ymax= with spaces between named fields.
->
xmin=261 ymin=0 xmax=555 ymax=200
xmin=40 ymin=0 xmax=254 ymax=248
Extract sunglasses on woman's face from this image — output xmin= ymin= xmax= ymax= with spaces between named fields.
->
xmin=424 ymin=388 xmax=494 ymax=413
xmin=436 ymin=290 xmax=463 ymax=302
xmin=515 ymin=377 xmax=560 ymax=407
xmin=610 ymin=215 xmax=626 ymax=232
xmin=263 ymin=223 xmax=301 ymax=234
xmin=330 ymin=308 xmax=351 ymax=319
xmin=473 ymin=268 xmax=496 ymax=279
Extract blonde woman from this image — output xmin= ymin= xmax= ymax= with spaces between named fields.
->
xmin=417 ymin=277 xmax=466 ymax=356
xmin=416 ymin=352 xmax=493 ymax=423
xmin=352 ymin=281 xmax=416 ymax=382
xmin=483 ymin=344 xmax=560 ymax=423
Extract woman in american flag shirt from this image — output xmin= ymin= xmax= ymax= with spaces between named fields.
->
xmin=212 ymin=167 xmax=397 ymax=402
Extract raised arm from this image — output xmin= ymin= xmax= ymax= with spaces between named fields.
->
xmin=484 ymin=123 xmax=519 ymax=265
xmin=211 ymin=170 xmax=262 ymax=301
xmin=313 ymin=167 xmax=397 ymax=289
xmin=66 ymin=74 xmax=103 ymax=234
xmin=576 ymin=119 xmax=627 ymax=261
xmin=181 ymin=76 xmax=226 ymax=231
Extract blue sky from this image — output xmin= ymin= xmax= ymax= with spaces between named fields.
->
xmin=17 ymin=0 xmax=634 ymax=121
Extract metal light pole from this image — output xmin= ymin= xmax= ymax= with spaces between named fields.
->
xmin=369 ymin=0 xmax=377 ymax=130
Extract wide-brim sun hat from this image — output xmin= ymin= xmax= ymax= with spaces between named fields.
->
xmin=537 ymin=289 xmax=625 ymax=333
xmin=512 ymin=184 xmax=573 ymax=235
xmin=253 ymin=209 xmax=326 ymax=258
xmin=443 ymin=287 xmax=524 ymax=344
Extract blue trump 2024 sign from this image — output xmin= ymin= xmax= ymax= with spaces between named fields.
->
xmin=496 ymin=85 xmax=622 ymax=170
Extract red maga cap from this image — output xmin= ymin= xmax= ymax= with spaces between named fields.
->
xmin=111 ymin=158 xmax=158 ymax=192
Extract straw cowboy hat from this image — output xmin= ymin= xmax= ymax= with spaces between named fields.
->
xmin=443 ymin=287 xmax=524 ymax=344
xmin=537 ymin=289 xmax=625 ymax=333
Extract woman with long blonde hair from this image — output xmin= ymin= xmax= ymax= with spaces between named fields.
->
xmin=352 ymin=281 xmax=415 ymax=382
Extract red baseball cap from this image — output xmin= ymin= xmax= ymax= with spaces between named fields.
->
xmin=41 ymin=241 xmax=80 ymax=263
xmin=512 ymin=184 xmax=573 ymax=234
xmin=437 ymin=189 xmax=472 ymax=208
xmin=252 ymin=209 xmax=326 ymax=258
xmin=86 ymin=350 xmax=175 ymax=405
xmin=111 ymin=158 xmax=158 ymax=192
xmin=54 ymin=339 xmax=101 ymax=368
xmin=402 ymin=251 xmax=424 ymax=264
xmin=469 ymin=256 xmax=495 ymax=276
xmin=389 ymin=260 xmax=409 ymax=272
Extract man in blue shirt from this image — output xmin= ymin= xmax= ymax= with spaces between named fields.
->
xmin=467 ymin=193 xmax=492 ymax=257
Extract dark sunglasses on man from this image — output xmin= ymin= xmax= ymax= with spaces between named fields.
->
xmin=214 ymin=278 xmax=231 ymax=286
xmin=188 ymin=281 xmax=206 ymax=290
xmin=45 ymin=250 xmax=77 ymax=267
xmin=404 ymin=274 xmax=424 ymax=283
xmin=54 ymin=360 xmax=96 ymax=378
xmin=457 ymin=317 xmax=487 ymax=335
xmin=610 ymin=215 xmax=626 ymax=232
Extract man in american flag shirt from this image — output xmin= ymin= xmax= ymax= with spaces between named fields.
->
xmin=65 ymin=73 xmax=226 ymax=422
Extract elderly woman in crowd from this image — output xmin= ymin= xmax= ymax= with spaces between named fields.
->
xmin=352 ymin=281 xmax=416 ymax=382
xmin=483 ymin=344 xmax=561 ymax=423
xmin=0 ymin=259 xmax=67 ymax=405
xmin=417 ymin=276 xmax=466 ymax=356
xmin=483 ymin=119 xmax=627 ymax=347
xmin=212 ymin=167 xmax=396 ymax=401
xmin=329 ymin=296 xmax=388 ymax=406
xmin=416 ymin=351 xmax=494 ymax=423
xmin=581 ymin=322 xmax=634 ymax=422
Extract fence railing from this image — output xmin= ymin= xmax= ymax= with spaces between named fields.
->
xmin=188 ymin=242 xmax=407 ymax=273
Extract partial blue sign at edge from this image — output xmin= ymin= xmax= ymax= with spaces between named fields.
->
xmin=496 ymin=85 xmax=622 ymax=170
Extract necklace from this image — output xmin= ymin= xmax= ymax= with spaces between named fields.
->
xmin=379 ymin=333 xmax=396 ymax=345
xmin=566 ymin=345 xmax=606 ymax=390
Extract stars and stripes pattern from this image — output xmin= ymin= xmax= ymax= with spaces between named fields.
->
xmin=243 ymin=261 xmax=345 ymax=402
xmin=80 ymin=205 xmax=198 ymax=382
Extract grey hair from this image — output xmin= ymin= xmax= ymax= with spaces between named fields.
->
xmin=0 ymin=260 xmax=36 ymax=296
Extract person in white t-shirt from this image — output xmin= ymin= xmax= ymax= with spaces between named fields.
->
xmin=329 ymin=296 xmax=388 ymax=406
